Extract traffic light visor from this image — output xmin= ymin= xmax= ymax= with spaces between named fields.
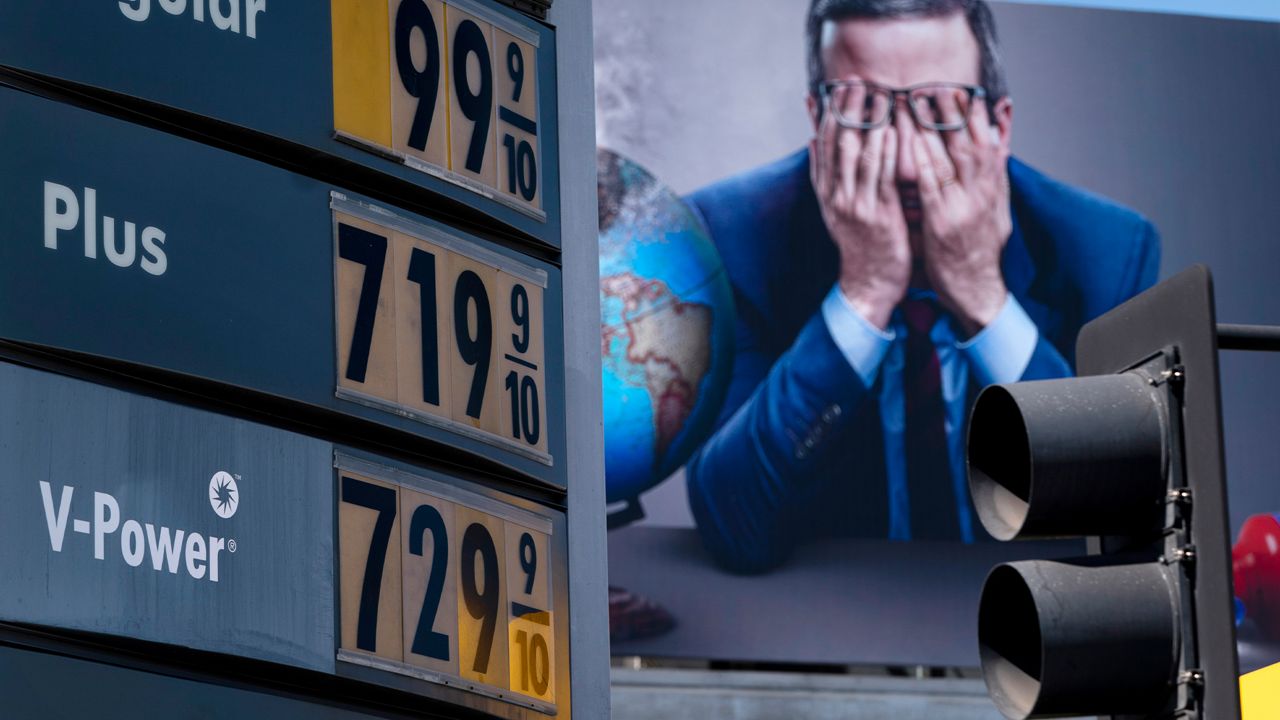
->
xmin=968 ymin=373 xmax=1169 ymax=541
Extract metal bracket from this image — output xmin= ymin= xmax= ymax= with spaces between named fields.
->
xmin=1165 ymin=488 xmax=1193 ymax=506
xmin=1178 ymin=669 xmax=1205 ymax=686
xmin=1172 ymin=669 xmax=1206 ymax=718
xmin=1150 ymin=365 xmax=1186 ymax=387
xmin=1164 ymin=545 xmax=1197 ymax=565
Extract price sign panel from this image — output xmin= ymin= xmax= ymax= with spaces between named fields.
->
xmin=0 ymin=1 xmax=558 ymax=245
xmin=0 ymin=360 xmax=337 ymax=675
xmin=332 ymin=0 xmax=544 ymax=217
xmin=335 ymin=454 xmax=559 ymax=714
xmin=0 ymin=85 xmax=564 ymax=486
xmin=332 ymin=195 xmax=550 ymax=463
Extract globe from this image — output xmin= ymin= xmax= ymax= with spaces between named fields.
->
xmin=598 ymin=148 xmax=736 ymax=504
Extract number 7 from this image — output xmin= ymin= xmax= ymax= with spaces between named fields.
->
xmin=341 ymin=476 xmax=397 ymax=652
xmin=338 ymin=224 xmax=389 ymax=384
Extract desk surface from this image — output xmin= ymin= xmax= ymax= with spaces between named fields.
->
xmin=608 ymin=525 xmax=1081 ymax=667
xmin=610 ymin=526 xmax=1280 ymax=671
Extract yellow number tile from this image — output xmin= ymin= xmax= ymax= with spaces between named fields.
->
xmin=444 ymin=5 xmax=497 ymax=188
xmin=332 ymin=0 xmax=393 ymax=147
xmin=399 ymin=488 xmax=459 ymax=675
xmin=495 ymin=271 xmax=547 ymax=453
xmin=392 ymin=231 xmax=454 ymax=420
xmin=446 ymin=255 xmax=502 ymax=435
xmin=335 ymin=213 xmax=400 ymax=404
xmin=493 ymin=28 xmax=540 ymax=210
xmin=338 ymin=472 xmax=404 ymax=662
xmin=505 ymin=523 xmax=553 ymax=701
xmin=455 ymin=506 xmax=509 ymax=688
xmin=389 ymin=0 xmax=449 ymax=168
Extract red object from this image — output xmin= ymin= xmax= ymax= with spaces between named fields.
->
xmin=1233 ymin=513 xmax=1280 ymax=641
xmin=608 ymin=585 xmax=676 ymax=644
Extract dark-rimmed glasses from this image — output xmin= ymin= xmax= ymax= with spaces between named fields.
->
xmin=817 ymin=80 xmax=988 ymax=132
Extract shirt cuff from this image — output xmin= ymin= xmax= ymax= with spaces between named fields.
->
xmin=821 ymin=284 xmax=894 ymax=387
xmin=956 ymin=293 xmax=1038 ymax=387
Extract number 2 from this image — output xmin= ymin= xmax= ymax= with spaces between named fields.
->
xmin=408 ymin=503 xmax=450 ymax=661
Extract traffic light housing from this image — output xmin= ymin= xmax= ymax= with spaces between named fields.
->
xmin=967 ymin=266 xmax=1239 ymax=719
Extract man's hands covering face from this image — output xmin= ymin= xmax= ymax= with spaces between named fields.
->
xmin=911 ymin=96 xmax=1012 ymax=338
xmin=809 ymin=85 xmax=910 ymax=332
xmin=809 ymin=88 xmax=1012 ymax=336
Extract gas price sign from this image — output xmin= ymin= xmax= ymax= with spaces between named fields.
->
xmin=335 ymin=454 xmax=557 ymax=711
xmin=333 ymin=196 xmax=550 ymax=462
xmin=0 ymin=86 xmax=564 ymax=480
xmin=0 ymin=0 xmax=558 ymax=244
xmin=0 ymin=0 xmax=579 ymax=714
xmin=333 ymin=0 xmax=545 ymax=215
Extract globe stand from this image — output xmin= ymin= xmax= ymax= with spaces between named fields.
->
xmin=604 ymin=495 xmax=678 ymax=643
xmin=606 ymin=496 xmax=646 ymax=530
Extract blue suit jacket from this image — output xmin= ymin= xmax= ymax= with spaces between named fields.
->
xmin=684 ymin=149 xmax=1160 ymax=574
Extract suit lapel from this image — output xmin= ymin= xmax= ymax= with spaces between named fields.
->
xmin=1004 ymin=165 xmax=1053 ymax=339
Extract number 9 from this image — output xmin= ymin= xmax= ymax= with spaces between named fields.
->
xmin=452 ymin=19 xmax=493 ymax=174
xmin=506 ymin=41 xmax=524 ymax=103
xmin=395 ymin=0 xmax=442 ymax=152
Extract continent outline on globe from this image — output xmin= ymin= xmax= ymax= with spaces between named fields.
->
xmin=597 ymin=147 xmax=736 ymax=504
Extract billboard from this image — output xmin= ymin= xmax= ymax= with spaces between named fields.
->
xmin=596 ymin=0 xmax=1280 ymax=674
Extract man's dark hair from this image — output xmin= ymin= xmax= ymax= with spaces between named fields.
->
xmin=806 ymin=0 xmax=1008 ymax=100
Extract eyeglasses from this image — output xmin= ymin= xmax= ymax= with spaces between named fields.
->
xmin=817 ymin=80 xmax=988 ymax=132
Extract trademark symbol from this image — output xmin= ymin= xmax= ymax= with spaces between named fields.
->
xmin=228 ymin=539 xmax=238 ymax=553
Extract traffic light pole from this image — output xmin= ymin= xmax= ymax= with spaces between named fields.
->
xmin=1075 ymin=265 xmax=1236 ymax=720
xmin=1217 ymin=324 xmax=1280 ymax=352
xmin=968 ymin=265 xmax=1243 ymax=720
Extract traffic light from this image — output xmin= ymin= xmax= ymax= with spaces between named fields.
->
xmin=967 ymin=265 xmax=1239 ymax=719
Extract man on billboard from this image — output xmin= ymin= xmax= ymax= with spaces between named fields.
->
xmin=685 ymin=0 xmax=1160 ymax=572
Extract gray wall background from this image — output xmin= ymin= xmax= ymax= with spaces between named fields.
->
xmin=594 ymin=0 xmax=1280 ymax=535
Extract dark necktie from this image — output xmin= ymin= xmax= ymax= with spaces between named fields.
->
xmin=901 ymin=298 xmax=960 ymax=540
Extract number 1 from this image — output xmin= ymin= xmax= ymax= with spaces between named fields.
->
xmin=407 ymin=247 xmax=440 ymax=405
